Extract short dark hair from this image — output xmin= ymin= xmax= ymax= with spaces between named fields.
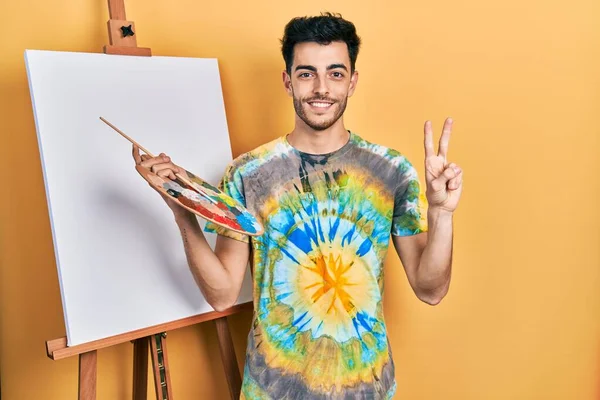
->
xmin=280 ymin=12 xmax=361 ymax=75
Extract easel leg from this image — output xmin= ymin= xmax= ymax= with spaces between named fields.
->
xmin=150 ymin=333 xmax=173 ymax=400
xmin=214 ymin=317 xmax=242 ymax=400
xmin=78 ymin=350 xmax=97 ymax=400
xmin=132 ymin=338 xmax=149 ymax=400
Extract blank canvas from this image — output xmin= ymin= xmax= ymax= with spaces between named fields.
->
xmin=24 ymin=50 xmax=253 ymax=346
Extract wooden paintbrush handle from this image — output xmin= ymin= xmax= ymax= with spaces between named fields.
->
xmin=100 ymin=117 xmax=155 ymax=157
xmin=100 ymin=117 xmax=218 ymax=205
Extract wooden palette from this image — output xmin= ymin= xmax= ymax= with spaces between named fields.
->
xmin=100 ymin=116 xmax=263 ymax=237
xmin=136 ymin=164 xmax=263 ymax=237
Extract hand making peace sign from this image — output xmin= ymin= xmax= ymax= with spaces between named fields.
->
xmin=424 ymin=118 xmax=463 ymax=213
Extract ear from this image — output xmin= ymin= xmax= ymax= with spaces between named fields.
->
xmin=347 ymin=70 xmax=359 ymax=97
xmin=282 ymin=70 xmax=293 ymax=97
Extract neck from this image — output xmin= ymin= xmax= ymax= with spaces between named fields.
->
xmin=287 ymin=117 xmax=350 ymax=155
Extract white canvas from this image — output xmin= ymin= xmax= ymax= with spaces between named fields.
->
xmin=24 ymin=50 xmax=253 ymax=346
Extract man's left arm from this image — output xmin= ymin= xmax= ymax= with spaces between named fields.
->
xmin=393 ymin=208 xmax=454 ymax=305
xmin=393 ymin=117 xmax=463 ymax=305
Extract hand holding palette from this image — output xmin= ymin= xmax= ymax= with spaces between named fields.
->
xmin=100 ymin=117 xmax=264 ymax=237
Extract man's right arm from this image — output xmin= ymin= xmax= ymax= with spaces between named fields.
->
xmin=133 ymin=145 xmax=250 ymax=312
xmin=174 ymin=211 xmax=250 ymax=312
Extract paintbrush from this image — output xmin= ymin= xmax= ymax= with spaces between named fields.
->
xmin=99 ymin=116 xmax=218 ymax=205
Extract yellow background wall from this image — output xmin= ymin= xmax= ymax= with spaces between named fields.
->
xmin=1 ymin=0 xmax=599 ymax=399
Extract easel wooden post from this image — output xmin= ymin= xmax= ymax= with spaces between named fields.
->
xmin=44 ymin=1 xmax=247 ymax=398
xmin=132 ymin=337 xmax=149 ymax=400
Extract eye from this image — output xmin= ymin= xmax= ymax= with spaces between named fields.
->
xmin=298 ymin=72 xmax=313 ymax=78
xmin=331 ymin=71 xmax=344 ymax=78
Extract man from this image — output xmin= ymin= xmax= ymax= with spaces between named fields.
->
xmin=134 ymin=12 xmax=463 ymax=400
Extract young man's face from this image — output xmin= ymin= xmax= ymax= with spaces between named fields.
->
xmin=283 ymin=41 xmax=359 ymax=131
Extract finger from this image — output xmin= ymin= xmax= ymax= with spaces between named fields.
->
xmin=156 ymin=168 xmax=177 ymax=180
xmin=424 ymin=120 xmax=435 ymax=157
xmin=448 ymin=172 xmax=463 ymax=190
xmin=132 ymin=145 xmax=142 ymax=164
xmin=150 ymin=161 xmax=174 ymax=173
xmin=140 ymin=155 xmax=171 ymax=169
xmin=447 ymin=163 xmax=462 ymax=190
xmin=448 ymin=162 xmax=462 ymax=175
xmin=430 ymin=165 xmax=457 ymax=191
xmin=150 ymin=162 xmax=178 ymax=176
xmin=438 ymin=117 xmax=453 ymax=161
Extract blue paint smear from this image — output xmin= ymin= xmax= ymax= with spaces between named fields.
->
xmin=342 ymin=226 xmax=356 ymax=246
xmin=266 ymin=325 xmax=297 ymax=350
xmin=328 ymin=217 xmax=341 ymax=242
xmin=352 ymin=317 xmax=363 ymax=338
xmin=314 ymin=321 xmax=324 ymax=337
xmin=316 ymin=217 xmax=326 ymax=243
xmin=288 ymin=228 xmax=312 ymax=254
xmin=305 ymin=214 xmax=320 ymax=247
xmin=236 ymin=212 xmax=257 ymax=233
xmin=356 ymin=238 xmax=373 ymax=257
xmin=279 ymin=246 xmax=300 ymax=265
xmin=356 ymin=312 xmax=374 ymax=332
xmin=276 ymin=292 xmax=293 ymax=301
xmin=292 ymin=311 xmax=308 ymax=327
xmin=361 ymin=342 xmax=376 ymax=364
xmin=297 ymin=317 xmax=313 ymax=332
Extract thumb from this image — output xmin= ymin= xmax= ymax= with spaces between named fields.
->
xmin=430 ymin=165 xmax=458 ymax=192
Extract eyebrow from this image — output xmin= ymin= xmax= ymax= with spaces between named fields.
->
xmin=294 ymin=63 xmax=349 ymax=72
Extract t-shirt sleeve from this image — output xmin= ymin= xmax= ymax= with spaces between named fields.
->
xmin=204 ymin=163 xmax=251 ymax=243
xmin=391 ymin=159 xmax=429 ymax=236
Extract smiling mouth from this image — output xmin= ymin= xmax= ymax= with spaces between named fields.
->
xmin=307 ymin=101 xmax=334 ymax=109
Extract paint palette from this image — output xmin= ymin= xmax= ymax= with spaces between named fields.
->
xmin=136 ymin=165 xmax=264 ymax=236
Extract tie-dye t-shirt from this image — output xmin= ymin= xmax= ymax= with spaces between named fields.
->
xmin=205 ymin=131 xmax=428 ymax=400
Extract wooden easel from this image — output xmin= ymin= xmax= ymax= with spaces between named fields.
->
xmin=45 ymin=1 xmax=248 ymax=399
xmin=47 ymin=304 xmax=250 ymax=399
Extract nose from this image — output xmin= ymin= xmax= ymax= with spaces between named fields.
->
xmin=313 ymin=75 xmax=329 ymax=96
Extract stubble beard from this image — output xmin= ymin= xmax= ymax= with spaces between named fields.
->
xmin=292 ymin=89 xmax=348 ymax=131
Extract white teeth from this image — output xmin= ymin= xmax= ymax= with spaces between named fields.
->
xmin=310 ymin=102 xmax=332 ymax=108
